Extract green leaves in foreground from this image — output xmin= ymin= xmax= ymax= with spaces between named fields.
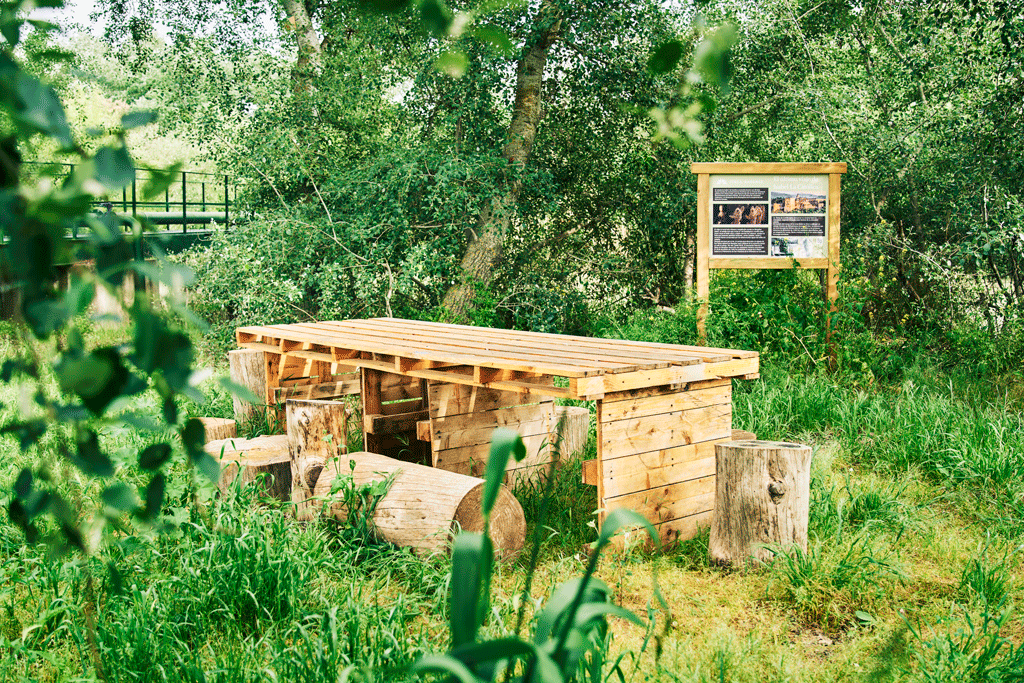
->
xmin=415 ymin=430 xmax=660 ymax=682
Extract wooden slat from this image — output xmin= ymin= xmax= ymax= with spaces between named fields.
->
xmin=342 ymin=318 xmax=712 ymax=368
xmin=355 ymin=357 xmax=572 ymax=398
xmin=604 ymin=478 xmax=716 ymax=524
xmin=710 ymin=257 xmax=828 ymax=270
xmin=330 ymin=319 xmax=673 ymax=372
xmin=601 ymin=384 xmax=731 ymax=422
xmin=416 ymin=420 xmax=430 ymax=442
xmin=364 ymin=409 xmax=430 ymax=435
xmin=279 ymin=322 xmax=617 ymax=376
xmin=656 ymin=510 xmax=715 ymax=545
xmin=582 ymin=356 xmax=758 ymax=397
xmin=690 ymin=162 xmax=847 ymax=174
xmin=381 ymin=397 xmax=422 ymax=415
xmin=600 ymin=404 xmax=731 ymax=459
xmin=433 ymin=414 xmax=551 ymax=452
xmin=601 ymin=444 xmax=718 ymax=499
xmin=238 ymin=323 xmax=600 ymax=378
xmin=428 ymin=382 xmax=553 ymax=418
xmin=430 ymin=403 xmax=553 ymax=436
xmin=372 ymin=318 xmax=753 ymax=361
xmin=435 ymin=432 xmax=551 ymax=475
xmin=274 ymin=378 xmax=361 ymax=402
xmin=582 ymin=459 xmax=598 ymax=486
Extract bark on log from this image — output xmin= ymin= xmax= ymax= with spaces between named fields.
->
xmin=229 ymin=349 xmax=268 ymax=432
xmin=311 ymin=452 xmax=526 ymax=559
xmin=206 ymin=435 xmax=291 ymax=501
xmin=553 ymin=406 xmax=589 ymax=458
xmin=199 ymin=417 xmax=237 ymax=443
xmin=709 ymin=440 xmax=812 ymax=567
xmin=286 ymin=399 xmax=350 ymax=521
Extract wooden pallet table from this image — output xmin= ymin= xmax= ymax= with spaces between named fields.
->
xmin=234 ymin=318 xmax=758 ymax=544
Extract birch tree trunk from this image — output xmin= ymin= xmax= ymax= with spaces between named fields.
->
xmin=442 ymin=2 xmax=562 ymax=320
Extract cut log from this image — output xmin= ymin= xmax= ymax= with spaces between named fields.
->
xmin=206 ymin=435 xmax=291 ymax=501
xmin=286 ymin=399 xmax=350 ymax=521
xmin=731 ymin=429 xmax=757 ymax=441
xmin=199 ymin=417 xmax=237 ymax=443
xmin=229 ymin=349 xmax=268 ymax=432
xmin=553 ymin=406 xmax=589 ymax=458
xmin=311 ymin=451 xmax=526 ymax=559
xmin=709 ymin=440 xmax=812 ymax=568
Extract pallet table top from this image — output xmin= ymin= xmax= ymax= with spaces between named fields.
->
xmin=236 ymin=318 xmax=759 ymax=400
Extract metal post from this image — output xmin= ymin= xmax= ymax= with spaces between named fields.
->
xmin=224 ymin=174 xmax=229 ymax=229
xmin=131 ymin=175 xmax=137 ymax=216
xmin=181 ymin=171 xmax=187 ymax=233
xmin=122 ymin=186 xmax=127 ymax=212
xmin=201 ymin=182 xmax=206 ymax=212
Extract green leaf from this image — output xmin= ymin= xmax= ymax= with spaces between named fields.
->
xmin=54 ymin=347 xmax=130 ymax=416
xmin=102 ymin=483 xmax=138 ymax=512
xmin=411 ymin=654 xmax=479 ymax=683
xmin=692 ymin=23 xmax=738 ymax=93
xmin=450 ymin=532 xmax=492 ymax=648
xmin=13 ymin=74 xmax=73 ymax=148
xmin=183 ymin=419 xmax=219 ymax=482
xmin=218 ymin=377 xmax=260 ymax=405
xmin=435 ymin=51 xmax=469 ymax=78
xmin=450 ymin=637 xmax=534 ymax=666
xmin=535 ymin=576 xmax=610 ymax=644
xmin=419 ymin=0 xmax=452 ymax=36
xmin=482 ymin=429 xmax=524 ymax=517
xmin=72 ymin=429 xmax=114 ymax=477
xmin=139 ymin=443 xmax=172 ymax=470
xmin=120 ymin=110 xmax=157 ymax=130
xmin=93 ymin=146 xmax=135 ymax=191
xmin=648 ymin=40 xmax=683 ymax=74
xmin=142 ymin=473 xmax=165 ymax=518
xmin=1 ymin=419 xmax=47 ymax=449
xmin=469 ymin=25 xmax=513 ymax=54
xmin=595 ymin=508 xmax=659 ymax=553
xmin=140 ymin=162 xmax=182 ymax=201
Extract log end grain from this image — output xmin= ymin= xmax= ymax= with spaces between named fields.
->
xmin=454 ymin=483 xmax=526 ymax=560
xmin=199 ymin=417 xmax=237 ymax=443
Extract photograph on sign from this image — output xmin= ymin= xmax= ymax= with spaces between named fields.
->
xmin=710 ymin=174 xmax=828 ymax=259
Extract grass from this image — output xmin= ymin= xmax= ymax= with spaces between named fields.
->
xmin=2 ymin=324 xmax=1024 ymax=682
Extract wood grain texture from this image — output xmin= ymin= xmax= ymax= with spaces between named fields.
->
xmin=690 ymin=162 xmax=847 ymax=174
xmin=709 ymin=440 xmax=813 ymax=567
xmin=286 ymin=399 xmax=350 ymax=521
xmin=696 ymin=172 xmax=710 ymax=342
xmin=199 ymin=417 xmax=236 ymax=443
xmin=228 ymin=349 xmax=267 ymax=429
xmin=600 ymin=403 xmax=731 ymax=458
xmin=206 ymin=435 xmax=291 ymax=502
xmin=312 ymin=452 xmax=525 ymax=558
xmin=601 ymin=384 xmax=731 ymax=422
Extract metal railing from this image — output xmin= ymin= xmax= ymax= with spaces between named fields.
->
xmin=21 ymin=161 xmax=235 ymax=232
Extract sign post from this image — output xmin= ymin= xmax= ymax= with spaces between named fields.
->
xmin=692 ymin=162 xmax=846 ymax=354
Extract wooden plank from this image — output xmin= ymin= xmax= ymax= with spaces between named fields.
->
xmin=343 ymin=318 xmax=711 ymax=368
xmin=696 ymin=172 xmax=710 ymax=342
xmin=827 ymin=172 xmax=842 ymax=363
xmin=592 ymin=357 xmax=758 ymax=396
xmin=358 ymin=357 xmax=571 ymax=398
xmin=602 ymin=445 xmax=718 ymax=499
xmin=690 ymin=162 xmax=847 ymax=174
xmin=602 ymin=378 xmax=730 ymax=403
xmin=709 ymin=257 xmax=828 ymax=270
xmin=286 ymin=322 xmax=616 ymax=376
xmin=416 ymin=420 xmax=430 ymax=442
xmin=433 ymin=414 xmax=552 ymax=452
xmin=435 ymin=432 xmax=551 ymax=475
xmin=600 ymin=404 xmax=731 ymax=458
xmin=381 ymin=397 xmax=423 ymax=415
xmin=364 ymin=409 xmax=430 ymax=435
xmin=361 ymin=368 xmax=383 ymax=454
xmin=431 ymin=402 xmax=553 ymax=435
xmin=239 ymin=322 xmax=602 ymax=377
xmin=371 ymin=318 xmax=754 ymax=361
xmin=428 ymin=383 xmax=553 ymax=418
xmin=604 ymin=478 xmax=716 ymax=524
xmin=601 ymin=384 xmax=731 ymax=422
xmin=274 ymin=378 xmax=361 ymax=402
xmin=582 ymin=459 xmax=597 ymax=486
xmin=656 ymin=510 xmax=715 ymax=545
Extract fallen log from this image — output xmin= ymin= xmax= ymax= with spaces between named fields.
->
xmin=311 ymin=451 xmax=526 ymax=559
xmin=205 ymin=435 xmax=291 ymax=501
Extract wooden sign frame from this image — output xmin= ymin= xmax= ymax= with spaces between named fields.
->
xmin=691 ymin=162 xmax=847 ymax=344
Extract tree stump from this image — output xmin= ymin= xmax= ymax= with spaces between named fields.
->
xmin=286 ymin=399 xmax=350 ymax=521
xmin=229 ymin=349 xmax=267 ymax=432
xmin=205 ymin=435 xmax=291 ymax=501
xmin=311 ymin=451 xmax=526 ymax=559
xmin=554 ymin=406 xmax=589 ymax=458
xmin=709 ymin=440 xmax=812 ymax=568
xmin=199 ymin=417 xmax=236 ymax=443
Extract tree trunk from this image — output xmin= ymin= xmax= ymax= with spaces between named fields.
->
xmin=709 ymin=440 xmax=812 ymax=568
xmin=442 ymin=3 xmax=562 ymax=320
xmin=286 ymin=399 xmax=350 ymax=521
xmin=282 ymin=0 xmax=322 ymax=94
xmin=311 ymin=451 xmax=526 ymax=558
xmin=206 ymin=435 xmax=292 ymax=501
xmin=229 ymin=349 xmax=267 ymax=432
